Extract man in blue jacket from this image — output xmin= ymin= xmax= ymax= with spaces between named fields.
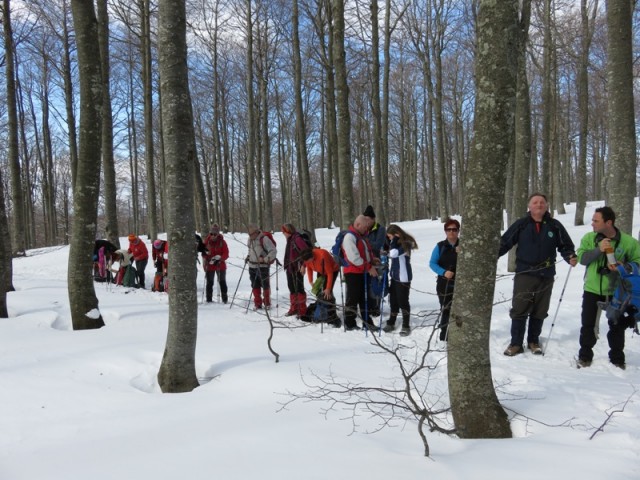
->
xmin=499 ymin=193 xmax=577 ymax=356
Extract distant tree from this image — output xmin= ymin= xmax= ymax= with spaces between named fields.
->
xmin=67 ymin=0 xmax=105 ymax=330
xmin=447 ymin=0 xmax=516 ymax=438
xmin=3 ymin=0 xmax=25 ymax=256
xmin=0 ymin=167 xmax=12 ymax=317
xmin=605 ymin=0 xmax=636 ymax=232
xmin=156 ymin=0 xmax=199 ymax=393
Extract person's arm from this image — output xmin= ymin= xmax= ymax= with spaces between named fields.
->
xmin=577 ymin=234 xmax=601 ymax=266
xmin=429 ymin=244 xmax=445 ymax=276
xmin=555 ymin=221 xmax=577 ymax=265
xmin=498 ymin=219 xmax=521 ymax=257
xmin=342 ymin=233 xmax=363 ymax=266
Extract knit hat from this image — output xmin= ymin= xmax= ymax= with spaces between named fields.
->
xmin=128 ymin=234 xmax=136 ymax=242
xmin=363 ymin=205 xmax=375 ymax=219
xmin=210 ymin=223 xmax=220 ymax=234
xmin=153 ymin=239 xmax=163 ymax=250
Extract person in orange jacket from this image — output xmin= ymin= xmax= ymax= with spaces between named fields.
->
xmin=300 ymin=247 xmax=341 ymax=327
xmin=127 ymin=234 xmax=149 ymax=289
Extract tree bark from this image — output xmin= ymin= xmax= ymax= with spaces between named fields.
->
xmin=447 ymin=0 xmax=516 ymax=439
xmin=68 ymin=0 xmax=105 ymax=330
xmin=157 ymin=0 xmax=199 ymax=393
xmin=605 ymin=0 xmax=636 ymax=232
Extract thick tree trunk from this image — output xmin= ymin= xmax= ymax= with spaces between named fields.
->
xmin=447 ymin=0 xmax=517 ymax=439
xmin=0 ymin=167 xmax=12 ymax=318
xmin=97 ymin=0 xmax=120 ymax=247
xmin=606 ymin=0 xmax=636 ymax=232
xmin=68 ymin=0 xmax=105 ymax=330
xmin=332 ymin=0 xmax=353 ymax=228
xmin=157 ymin=0 xmax=199 ymax=393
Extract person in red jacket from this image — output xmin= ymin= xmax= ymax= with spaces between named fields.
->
xmin=341 ymin=215 xmax=379 ymax=331
xmin=127 ymin=234 xmax=149 ymax=289
xmin=203 ymin=224 xmax=229 ymax=303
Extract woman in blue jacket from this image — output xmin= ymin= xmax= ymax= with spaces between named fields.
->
xmin=382 ymin=224 xmax=418 ymax=336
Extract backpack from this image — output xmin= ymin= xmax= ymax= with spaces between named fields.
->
xmin=331 ymin=230 xmax=355 ymax=267
xmin=298 ymin=229 xmax=314 ymax=249
xmin=122 ymin=264 xmax=138 ymax=288
xmin=259 ymin=231 xmax=277 ymax=252
xmin=603 ymin=263 xmax=640 ymax=333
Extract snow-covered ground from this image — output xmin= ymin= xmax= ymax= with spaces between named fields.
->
xmin=2 ymin=200 xmax=639 ymax=479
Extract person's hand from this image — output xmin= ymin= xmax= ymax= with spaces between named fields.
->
xmin=259 ymin=256 xmax=264 ymax=263
xmin=213 ymin=255 xmax=221 ymax=261
xmin=599 ymin=238 xmax=611 ymax=252
xmin=323 ymin=289 xmax=332 ymax=299
xmin=368 ymin=266 xmax=378 ymax=277
xmin=444 ymin=270 xmax=455 ymax=279
xmin=245 ymin=256 xmax=249 ymax=264
xmin=569 ymin=255 xmax=578 ymax=267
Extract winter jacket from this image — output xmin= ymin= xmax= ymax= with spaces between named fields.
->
xmin=203 ymin=234 xmax=229 ymax=272
xmin=304 ymin=248 xmax=340 ymax=288
xmin=342 ymin=225 xmax=374 ymax=275
xmin=577 ymin=228 xmax=640 ymax=296
xmin=247 ymin=231 xmax=277 ymax=267
xmin=284 ymin=232 xmax=310 ymax=273
xmin=388 ymin=237 xmax=412 ymax=283
xmin=498 ymin=212 xmax=575 ymax=278
xmin=430 ymin=239 xmax=459 ymax=281
xmin=152 ymin=241 xmax=169 ymax=271
xmin=367 ymin=222 xmax=387 ymax=258
xmin=128 ymin=239 xmax=149 ymax=261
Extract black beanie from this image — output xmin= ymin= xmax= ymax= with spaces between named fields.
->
xmin=363 ymin=205 xmax=375 ymax=218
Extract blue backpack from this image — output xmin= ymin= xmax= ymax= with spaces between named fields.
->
xmin=331 ymin=230 xmax=356 ymax=267
xmin=604 ymin=264 xmax=640 ymax=333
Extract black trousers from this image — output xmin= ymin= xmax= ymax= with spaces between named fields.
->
xmin=579 ymin=291 xmax=626 ymax=364
xmin=206 ymin=270 xmax=228 ymax=302
xmin=344 ymin=273 xmax=369 ymax=328
xmin=388 ymin=280 xmax=411 ymax=327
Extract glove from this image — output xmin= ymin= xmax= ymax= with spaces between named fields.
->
xmin=245 ymin=256 xmax=250 ymax=264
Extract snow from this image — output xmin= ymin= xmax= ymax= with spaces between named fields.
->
xmin=2 ymin=201 xmax=640 ymax=480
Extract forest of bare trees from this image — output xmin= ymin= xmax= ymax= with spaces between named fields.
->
xmin=1 ymin=0 xmax=638 ymax=250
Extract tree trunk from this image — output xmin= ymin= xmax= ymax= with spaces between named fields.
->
xmin=3 ymin=0 xmax=26 ymax=256
xmin=0 ymin=166 xmax=12 ymax=317
xmin=447 ymin=0 xmax=516 ymax=439
xmin=332 ymin=0 xmax=353 ymax=228
xmin=157 ymin=0 xmax=199 ymax=393
xmin=68 ymin=0 xmax=105 ymax=330
xmin=97 ymin=0 xmax=120 ymax=247
xmin=605 ymin=0 xmax=636 ymax=232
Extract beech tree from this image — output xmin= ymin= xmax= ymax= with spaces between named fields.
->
xmin=156 ymin=0 xmax=199 ymax=393
xmin=67 ymin=0 xmax=105 ymax=330
xmin=447 ymin=0 xmax=517 ymax=438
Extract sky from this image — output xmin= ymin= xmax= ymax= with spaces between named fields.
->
xmin=2 ymin=200 xmax=639 ymax=480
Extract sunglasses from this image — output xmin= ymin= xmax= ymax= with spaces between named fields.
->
xmin=445 ymin=228 xmax=459 ymax=232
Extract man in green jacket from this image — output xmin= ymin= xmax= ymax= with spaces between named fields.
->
xmin=576 ymin=206 xmax=640 ymax=369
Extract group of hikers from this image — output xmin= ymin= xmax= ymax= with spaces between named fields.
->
xmin=92 ymin=193 xmax=640 ymax=369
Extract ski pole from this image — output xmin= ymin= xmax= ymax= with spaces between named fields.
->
xmin=230 ymin=260 xmax=248 ymax=309
xmin=275 ymin=259 xmax=281 ymax=317
xmin=542 ymin=266 xmax=573 ymax=356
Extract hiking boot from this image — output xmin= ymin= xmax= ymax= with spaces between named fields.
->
xmin=612 ymin=362 xmax=626 ymax=370
xmin=528 ymin=342 xmax=543 ymax=355
xmin=399 ymin=325 xmax=411 ymax=337
xmin=345 ymin=324 xmax=361 ymax=331
xmin=576 ymin=358 xmax=592 ymax=368
xmin=331 ymin=319 xmax=342 ymax=328
xmin=363 ymin=322 xmax=380 ymax=332
xmin=503 ymin=344 xmax=524 ymax=356
xmin=382 ymin=323 xmax=396 ymax=333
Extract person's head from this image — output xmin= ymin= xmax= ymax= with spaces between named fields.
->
xmin=153 ymin=239 xmax=164 ymax=250
xmin=386 ymin=224 xmax=418 ymax=250
xmin=527 ymin=193 xmax=549 ymax=219
xmin=210 ymin=223 xmax=221 ymax=236
xmin=353 ymin=215 xmax=370 ymax=235
xmin=128 ymin=234 xmax=137 ymax=244
xmin=281 ymin=223 xmax=296 ymax=237
xmin=247 ymin=223 xmax=260 ymax=239
xmin=592 ymin=206 xmax=616 ymax=234
xmin=363 ymin=205 xmax=375 ymax=220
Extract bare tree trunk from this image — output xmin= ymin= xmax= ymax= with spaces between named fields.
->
xmin=332 ymin=0 xmax=353 ymax=228
xmin=68 ymin=0 xmax=105 ymax=330
xmin=157 ymin=0 xmax=199 ymax=393
xmin=62 ymin=0 xmax=79 ymax=193
xmin=3 ymin=0 xmax=26 ymax=256
xmin=97 ymin=0 xmax=120 ymax=247
xmin=245 ymin=0 xmax=257 ymax=224
xmin=141 ymin=0 xmax=158 ymax=238
xmin=370 ymin=0 xmax=384 ymax=224
xmin=0 ymin=166 xmax=12 ymax=317
xmin=292 ymin=0 xmax=315 ymax=231
xmin=447 ymin=0 xmax=516 ymax=439
xmin=605 ymin=0 xmax=636 ymax=232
